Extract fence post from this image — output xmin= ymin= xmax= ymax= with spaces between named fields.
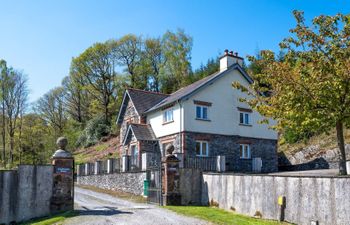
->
xmin=142 ymin=152 xmax=148 ymax=171
xmin=84 ymin=163 xmax=90 ymax=175
xmin=122 ymin=155 xmax=129 ymax=172
xmin=107 ymin=159 xmax=114 ymax=174
xmin=50 ymin=137 xmax=74 ymax=213
xmin=216 ymin=155 xmax=226 ymax=172
xmin=77 ymin=165 xmax=81 ymax=176
xmin=94 ymin=161 xmax=101 ymax=175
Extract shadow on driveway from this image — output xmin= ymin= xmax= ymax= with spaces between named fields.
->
xmin=76 ymin=206 xmax=133 ymax=216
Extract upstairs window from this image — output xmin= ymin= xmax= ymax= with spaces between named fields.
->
xmin=238 ymin=107 xmax=252 ymax=126
xmin=240 ymin=144 xmax=251 ymax=159
xmin=196 ymin=141 xmax=209 ymax=156
xmin=239 ymin=112 xmax=251 ymax=125
xmin=196 ymin=106 xmax=208 ymax=120
xmin=163 ymin=108 xmax=174 ymax=123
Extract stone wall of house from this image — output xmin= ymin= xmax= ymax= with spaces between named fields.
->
xmin=184 ymin=132 xmax=278 ymax=173
xmin=120 ymin=99 xmax=139 ymax=147
xmin=140 ymin=140 xmax=158 ymax=153
xmin=202 ymin=173 xmax=350 ymax=225
xmin=159 ymin=133 xmax=182 ymax=156
xmin=0 ymin=165 xmax=53 ymax=224
xmin=77 ymin=172 xmax=146 ymax=195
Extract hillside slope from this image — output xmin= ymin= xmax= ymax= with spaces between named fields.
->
xmin=279 ymin=129 xmax=350 ymax=170
xmin=74 ymin=135 xmax=120 ymax=164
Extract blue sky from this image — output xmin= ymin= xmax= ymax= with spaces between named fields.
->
xmin=0 ymin=0 xmax=349 ymax=102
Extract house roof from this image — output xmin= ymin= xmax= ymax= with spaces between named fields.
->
xmin=145 ymin=63 xmax=253 ymax=113
xmin=122 ymin=123 xmax=157 ymax=145
xmin=116 ymin=88 xmax=169 ymax=124
xmin=128 ymin=88 xmax=169 ymax=114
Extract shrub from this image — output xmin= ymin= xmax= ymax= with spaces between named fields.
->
xmin=76 ymin=115 xmax=111 ymax=147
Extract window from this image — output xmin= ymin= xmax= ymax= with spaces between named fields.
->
xmin=239 ymin=144 xmax=251 ymax=159
xmin=131 ymin=145 xmax=138 ymax=156
xmin=239 ymin=112 xmax=251 ymax=125
xmin=163 ymin=108 xmax=174 ymax=123
xmin=196 ymin=106 xmax=208 ymax=120
xmin=196 ymin=141 xmax=209 ymax=156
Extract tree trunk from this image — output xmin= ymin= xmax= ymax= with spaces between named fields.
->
xmin=2 ymin=108 xmax=5 ymax=168
xmin=336 ymin=121 xmax=347 ymax=175
xmin=9 ymin=132 xmax=14 ymax=167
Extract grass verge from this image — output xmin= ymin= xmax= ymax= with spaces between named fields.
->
xmin=76 ymin=184 xmax=146 ymax=203
xmin=20 ymin=210 xmax=78 ymax=225
xmin=164 ymin=206 xmax=292 ymax=225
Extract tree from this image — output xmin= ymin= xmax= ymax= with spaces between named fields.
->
xmin=111 ymin=34 xmax=144 ymax=89
xmin=142 ymin=38 xmax=165 ymax=92
xmin=16 ymin=113 xmax=50 ymax=164
xmin=233 ymin=11 xmax=350 ymax=175
xmin=160 ymin=29 xmax=192 ymax=93
xmin=62 ymin=74 xmax=91 ymax=126
xmin=3 ymin=70 xmax=28 ymax=165
xmin=0 ymin=60 xmax=7 ymax=167
xmin=190 ymin=57 xmax=219 ymax=83
xmin=0 ymin=60 xmax=28 ymax=166
xmin=71 ymin=42 xmax=118 ymax=124
xmin=35 ymin=87 xmax=67 ymax=136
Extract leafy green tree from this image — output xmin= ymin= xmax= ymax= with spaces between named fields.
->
xmin=234 ymin=11 xmax=350 ymax=175
xmin=35 ymin=87 xmax=67 ymax=136
xmin=71 ymin=42 xmax=118 ymax=124
xmin=62 ymin=74 xmax=91 ymax=126
xmin=160 ymin=29 xmax=192 ymax=93
xmin=190 ymin=57 xmax=219 ymax=83
xmin=16 ymin=113 xmax=51 ymax=164
xmin=110 ymin=34 xmax=144 ymax=89
xmin=142 ymin=37 xmax=165 ymax=92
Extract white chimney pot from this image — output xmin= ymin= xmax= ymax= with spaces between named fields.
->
xmin=219 ymin=50 xmax=243 ymax=72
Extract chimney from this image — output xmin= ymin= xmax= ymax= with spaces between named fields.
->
xmin=219 ymin=49 xmax=244 ymax=72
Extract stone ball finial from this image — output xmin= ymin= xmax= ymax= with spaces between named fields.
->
xmin=52 ymin=137 xmax=72 ymax=158
xmin=56 ymin=137 xmax=68 ymax=150
xmin=165 ymin=144 xmax=175 ymax=155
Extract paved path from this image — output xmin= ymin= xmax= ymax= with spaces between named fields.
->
xmin=63 ymin=187 xmax=208 ymax=225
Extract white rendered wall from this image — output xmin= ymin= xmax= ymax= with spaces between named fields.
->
xmin=147 ymin=102 xmax=184 ymax=138
xmin=182 ymin=69 xmax=277 ymax=140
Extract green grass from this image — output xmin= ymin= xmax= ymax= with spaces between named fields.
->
xmin=20 ymin=210 xmax=78 ymax=225
xmin=164 ymin=206 xmax=292 ymax=225
xmin=94 ymin=143 xmax=109 ymax=152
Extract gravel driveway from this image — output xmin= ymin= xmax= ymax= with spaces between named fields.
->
xmin=63 ymin=186 xmax=208 ymax=225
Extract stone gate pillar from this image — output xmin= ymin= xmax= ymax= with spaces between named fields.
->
xmin=162 ymin=144 xmax=181 ymax=206
xmin=50 ymin=137 xmax=74 ymax=213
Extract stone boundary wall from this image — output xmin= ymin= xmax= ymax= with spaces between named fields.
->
xmin=179 ymin=168 xmax=202 ymax=205
xmin=77 ymin=172 xmax=146 ymax=195
xmin=201 ymin=173 xmax=350 ymax=225
xmin=0 ymin=165 xmax=53 ymax=225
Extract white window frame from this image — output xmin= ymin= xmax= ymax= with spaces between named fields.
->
xmin=163 ymin=108 xmax=174 ymax=123
xmin=239 ymin=112 xmax=251 ymax=125
xmin=239 ymin=144 xmax=251 ymax=159
xmin=196 ymin=105 xmax=208 ymax=120
xmin=130 ymin=144 xmax=138 ymax=156
xmin=196 ymin=141 xmax=209 ymax=157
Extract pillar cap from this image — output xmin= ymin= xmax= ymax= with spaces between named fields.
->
xmin=52 ymin=149 xmax=72 ymax=159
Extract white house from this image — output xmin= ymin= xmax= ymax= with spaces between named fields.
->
xmin=117 ymin=50 xmax=278 ymax=173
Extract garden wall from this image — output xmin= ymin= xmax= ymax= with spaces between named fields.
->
xmin=201 ymin=173 xmax=350 ymax=225
xmin=0 ymin=165 xmax=53 ymax=224
xmin=77 ymin=171 xmax=146 ymax=195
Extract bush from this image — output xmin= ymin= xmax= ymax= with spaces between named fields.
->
xmin=283 ymin=127 xmax=314 ymax=144
xmin=76 ymin=115 xmax=111 ymax=147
